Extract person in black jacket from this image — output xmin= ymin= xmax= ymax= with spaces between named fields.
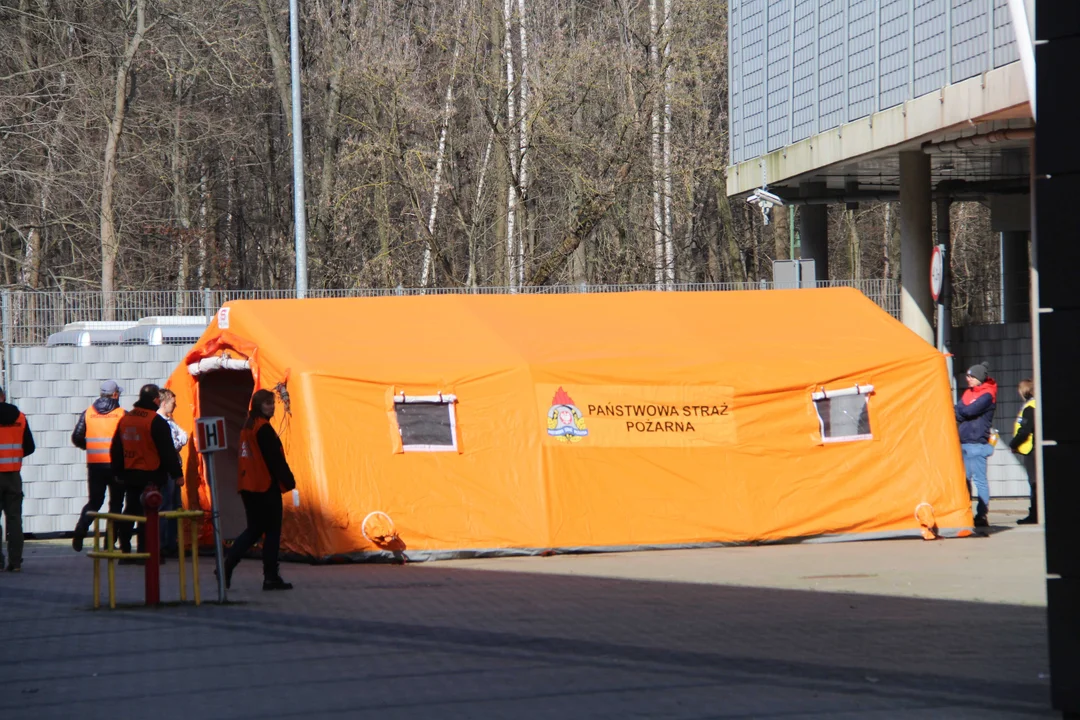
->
xmin=1010 ymin=378 xmax=1037 ymax=525
xmin=0 ymin=386 xmax=35 ymax=572
xmin=109 ymin=385 xmax=182 ymax=559
xmin=70 ymin=380 xmax=126 ymax=552
xmin=222 ymin=389 xmax=296 ymax=591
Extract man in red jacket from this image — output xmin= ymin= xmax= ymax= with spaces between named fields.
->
xmin=955 ymin=363 xmax=997 ymax=527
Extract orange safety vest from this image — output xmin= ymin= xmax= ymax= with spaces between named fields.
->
xmin=0 ymin=413 xmax=27 ymax=472
xmin=117 ymin=408 xmax=160 ymax=472
xmin=237 ymin=417 xmax=273 ymax=493
xmin=85 ymin=405 xmax=124 ymax=464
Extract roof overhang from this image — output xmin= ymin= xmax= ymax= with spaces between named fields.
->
xmin=726 ymin=62 xmax=1032 ymax=198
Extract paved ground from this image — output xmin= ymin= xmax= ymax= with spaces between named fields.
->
xmin=0 ymin=500 xmax=1054 ymax=719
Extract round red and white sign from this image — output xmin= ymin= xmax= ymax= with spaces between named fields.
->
xmin=930 ymin=245 xmax=944 ymax=302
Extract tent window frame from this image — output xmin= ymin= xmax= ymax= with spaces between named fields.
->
xmin=812 ymin=384 xmax=874 ymax=444
xmin=393 ymin=392 xmax=459 ymax=452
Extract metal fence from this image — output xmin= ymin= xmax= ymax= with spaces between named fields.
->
xmin=0 ymin=280 xmax=900 ymax=350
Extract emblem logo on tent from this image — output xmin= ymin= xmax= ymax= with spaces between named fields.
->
xmin=546 ymin=387 xmax=589 ymax=442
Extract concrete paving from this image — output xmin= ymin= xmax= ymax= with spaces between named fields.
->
xmin=0 ymin=499 xmax=1054 ymax=719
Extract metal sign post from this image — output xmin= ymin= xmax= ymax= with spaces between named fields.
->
xmin=930 ymin=244 xmax=955 ymax=402
xmin=196 ymin=417 xmax=228 ymax=603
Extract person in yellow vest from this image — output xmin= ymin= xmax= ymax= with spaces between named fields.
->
xmin=70 ymin=380 xmax=126 ymax=552
xmin=1009 ymin=378 xmax=1037 ymax=525
xmin=222 ymin=389 xmax=295 ymax=591
xmin=0 ymin=385 xmax=36 ymax=572
xmin=108 ymin=384 xmax=182 ymax=559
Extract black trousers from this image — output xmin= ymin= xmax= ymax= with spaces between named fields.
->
xmin=1023 ymin=452 xmax=1037 ymax=519
xmin=225 ymin=488 xmax=283 ymax=580
xmin=117 ymin=474 xmax=164 ymax=553
xmin=76 ymin=465 xmax=124 ymax=533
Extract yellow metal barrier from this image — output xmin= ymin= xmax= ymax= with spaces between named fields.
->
xmin=88 ymin=510 xmax=205 ymax=609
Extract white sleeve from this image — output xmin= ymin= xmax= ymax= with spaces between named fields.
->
xmin=171 ymin=420 xmax=189 ymax=451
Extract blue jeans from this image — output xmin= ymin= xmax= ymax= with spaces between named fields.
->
xmin=962 ymin=442 xmax=995 ymax=518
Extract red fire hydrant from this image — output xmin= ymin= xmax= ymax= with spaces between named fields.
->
xmin=141 ymin=485 xmax=163 ymax=606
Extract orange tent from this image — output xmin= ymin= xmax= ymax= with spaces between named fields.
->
xmin=167 ymin=289 xmax=973 ymax=561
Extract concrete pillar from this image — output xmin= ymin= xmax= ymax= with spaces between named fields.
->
xmin=899 ymin=151 xmax=934 ymax=343
xmin=798 ymin=182 xmax=828 ymax=283
xmin=1000 ymin=231 xmax=1031 ymax=322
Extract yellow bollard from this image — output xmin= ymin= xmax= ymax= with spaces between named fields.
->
xmin=87 ymin=511 xmax=159 ymax=609
xmin=92 ymin=517 xmax=101 ymax=609
xmin=191 ymin=519 xmax=201 ymax=606
xmin=178 ymin=518 xmax=187 ymax=602
xmin=106 ymin=520 xmax=116 ymax=609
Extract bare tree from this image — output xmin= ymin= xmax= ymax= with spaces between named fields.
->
xmin=100 ymin=0 xmax=154 ymax=316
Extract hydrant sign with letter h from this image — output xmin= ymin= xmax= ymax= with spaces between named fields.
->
xmin=196 ymin=416 xmax=229 ymax=602
xmin=197 ymin=417 xmax=227 ymax=453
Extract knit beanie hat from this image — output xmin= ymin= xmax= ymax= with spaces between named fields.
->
xmin=967 ymin=363 xmax=989 ymax=383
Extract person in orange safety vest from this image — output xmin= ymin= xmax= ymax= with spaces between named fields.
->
xmin=0 ymin=385 xmax=36 ymax=572
xmin=70 ymin=380 xmax=126 ymax=552
xmin=109 ymin=384 xmax=182 ymax=559
xmin=221 ymin=389 xmax=296 ymax=591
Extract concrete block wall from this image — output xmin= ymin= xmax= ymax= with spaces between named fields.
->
xmin=7 ymin=345 xmax=189 ymax=535
xmin=951 ymin=321 xmax=1033 ymax=498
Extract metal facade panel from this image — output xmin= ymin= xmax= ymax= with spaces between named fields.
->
xmin=727 ymin=0 xmax=1020 ymax=167
xmin=951 ymin=0 xmax=991 ymax=83
xmin=914 ymin=0 xmax=949 ymax=97
xmin=817 ymin=0 xmax=846 ymax=130
xmin=993 ymin=0 xmax=1019 ymax=67
xmin=846 ymin=0 xmax=877 ymax=121
xmin=766 ymin=0 xmax=793 ymax=152
xmin=791 ymin=0 xmax=817 ymax=141
xmin=741 ymin=0 xmax=769 ymax=161
xmin=878 ymin=0 xmax=912 ymax=109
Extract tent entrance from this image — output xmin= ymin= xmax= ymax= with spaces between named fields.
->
xmin=197 ymin=369 xmax=254 ymax=541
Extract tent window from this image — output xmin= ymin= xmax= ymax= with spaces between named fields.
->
xmin=812 ymin=385 xmax=873 ymax=443
xmin=394 ymin=393 xmax=458 ymax=452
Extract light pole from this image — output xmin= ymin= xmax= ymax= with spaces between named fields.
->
xmin=289 ymin=0 xmax=308 ymax=298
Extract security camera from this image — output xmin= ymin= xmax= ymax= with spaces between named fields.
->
xmin=750 ymin=188 xmax=784 ymax=206
xmin=746 ymin=187 xmax=784 ymax=225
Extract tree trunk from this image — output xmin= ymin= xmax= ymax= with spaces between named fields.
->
xmin=313 ymin=55 xmax=344 ymax=249
xmin=172 ymin=75 xmax=192 ymax=308
xmin=772 ymin=205 xmax=788 ymax=261
xmin=503 ymin=0 xmax=518 ymax=289
xmin=716 ymin=182 xmax=745 ymax=283
xmin=882 ymin=202 xmax=892 ymax=281
xmin=377 ymin=152 xmax=392 ymax=285
xmin=227 ymin=156 xmax=243 ymax=288
xmin=515 ymin=0 xmax=530 ymax=286
xmin=649 ymin=0 xmax=663 ymax=287
xmin=662 ymin=0 xmax=674 ymax=286
xmin=421 ymin=0 xmax=467 ymax=287
xmin=313 ymin=0 xmax=353 ymax=262
xmin=100 ymin=0 xmax=150 ymax=319
xmin=527 ymin=161 xmax=631 ymax=286
xmin=257 ymin=0 xmax=292 ymax=121
xmin=467 ymin=128 xmax=495 ymax=288
xmin=199 ymin=161 xmax=217 ymax=287
xmin=847 ymin=209 xmax=862 ymax=279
